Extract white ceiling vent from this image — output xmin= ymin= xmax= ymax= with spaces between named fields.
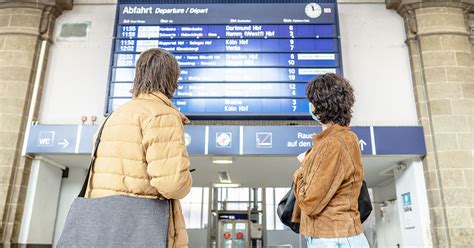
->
xmin=57 ymin=22 xmax=90 ymax=41
xmin=218 ymin=171 xmax=232 ymax=183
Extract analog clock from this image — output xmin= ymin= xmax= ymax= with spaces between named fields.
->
xmin=305 ymin=3 xmax=322 ymax=19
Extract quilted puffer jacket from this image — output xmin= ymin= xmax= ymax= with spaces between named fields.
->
xmin=86 ymin=92 xmax=193 ymax=247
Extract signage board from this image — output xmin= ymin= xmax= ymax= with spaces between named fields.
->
xmin=107 ymin=0 xmax=342 ymax=119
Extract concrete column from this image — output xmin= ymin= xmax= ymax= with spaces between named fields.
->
xmin=0 ymin=0 xmax=72 ymax=244
xmin=18 ymin=158 xmax=63 ymax=246
xmin=372 ymin=182 xmax=401 ymax=247
xmin=52 ymin=167 xmax=87 ymax=246
xmin=387 ymin=1 xmax=474 ymax=247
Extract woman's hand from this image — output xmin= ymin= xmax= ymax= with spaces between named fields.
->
xmin=297 ymin=151 xmax=306 ymax=163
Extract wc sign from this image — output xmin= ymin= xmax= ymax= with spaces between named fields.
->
xmin=38 ymin=131 xmax=55 ymax=147
xmin=27 ymin=125 xmax=77 ymax=153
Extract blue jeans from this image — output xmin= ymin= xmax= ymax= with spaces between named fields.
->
xmin=305 ymin=233 xmax=370 ymax=248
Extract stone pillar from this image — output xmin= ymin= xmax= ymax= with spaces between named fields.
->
xmin=0 ymin=0 xmax=72 ymax=245
xmin=387 ymin=0 xmax=474 ymax=247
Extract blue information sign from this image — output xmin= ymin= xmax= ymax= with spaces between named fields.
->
xmin=27 ymin=125 xmax=78 ymax=154
xmin=114 ymin=53 xmax=339 ymax=68
xmin=115 ymin=39 xmax=339 ymax=53
xmin=26 ymin=125 xmax=426 ymax=156
xmin=78 ymin=125 xmax=98 ymax=153
xmin=112 ymin=67 xmax=338 ymax=83
xmin=243 ymin=126 xmax=321 ymax=155
xmin=373 ymin=127 xmax=427 ymax=155
xmin=107 ymin=1 xmax=343 ymax=119
xmin=208 ymin=126 xmax=241 ymax=155
xmin=218 ymin=213 xmax=249 ymax=220
xmin=184 ymin=125 xmax=206 ymax=154
xmin=117 ymin=24 xmax=337 ymax=39
xmin=110 ymin=83 xmax=307 ymax=98
xmin=172 ymin=98 xmax=311 ymax=116
xmin=351 ymin=127 xmax=373 ymax=155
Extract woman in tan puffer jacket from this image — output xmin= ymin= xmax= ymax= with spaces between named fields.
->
xmin=86 ymin=48 xmax=193 ymax=247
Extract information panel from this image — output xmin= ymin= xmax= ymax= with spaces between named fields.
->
xmin=107 ymin=1 xmax=342 ymax=119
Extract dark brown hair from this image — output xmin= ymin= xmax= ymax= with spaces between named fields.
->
xmin=132 ymin=48 xmax=180 ymax=98
xmin=306 ymin=73 xmax=355 ymax=126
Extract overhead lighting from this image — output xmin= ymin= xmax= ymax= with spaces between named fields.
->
xmin=218 ymin=171 xmax=232 ymax=183
xmin=213 ymin=183 xmax=241 ymax=188
xmin=212 ymin=157 xmax=233 ymax=165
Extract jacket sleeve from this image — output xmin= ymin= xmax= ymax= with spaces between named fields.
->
xmin=142 ymin=113 xmax=193 ymax=199
xmin=293 ymin=139 xmax=346 ymax=216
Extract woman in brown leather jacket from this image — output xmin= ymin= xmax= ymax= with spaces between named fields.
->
xmin=293 ymin=73 xmax=369 ymax=247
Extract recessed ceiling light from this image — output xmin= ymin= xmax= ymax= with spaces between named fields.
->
xmin=213 ymin=183 xmax=241 ymax=188
xmin=212 ymin=157 xmax=233 ymax=164
xmin=218 ymin=171 xmax=232 ymax=183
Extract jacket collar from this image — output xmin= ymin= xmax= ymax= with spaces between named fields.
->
xmin=135 ymin=92 xmax=190 ymax=124
xmin=312 ymin=124 xmax=349 ymax=144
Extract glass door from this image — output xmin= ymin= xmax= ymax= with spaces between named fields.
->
xmin=234 ymin=221 xmax=249 ymax=248
xmin=218 ymin=220 xmax=250 ymax=248
xmin=219 ymin=221 xmax=234 ymax=248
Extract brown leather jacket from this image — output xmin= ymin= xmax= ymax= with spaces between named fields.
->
xmin=293 ymin=124 xmax=364 ymax=238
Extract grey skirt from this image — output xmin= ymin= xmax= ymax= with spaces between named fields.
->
xmin=57 ymin=195 xmax=169 ymax=248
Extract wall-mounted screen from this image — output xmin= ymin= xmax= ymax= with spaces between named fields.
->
xmin=107 ymin=0 xmax=342 ymax=119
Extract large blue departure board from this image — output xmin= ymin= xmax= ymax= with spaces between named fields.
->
xmin=107 ymin=0 xmax=342 ymax=119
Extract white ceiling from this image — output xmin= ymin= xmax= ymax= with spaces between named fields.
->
xmin=43 ymin=154 xmax=418 ymax=188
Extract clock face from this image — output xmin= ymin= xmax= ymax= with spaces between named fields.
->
xmin=305 ymin=3 xmax=322 ymax=19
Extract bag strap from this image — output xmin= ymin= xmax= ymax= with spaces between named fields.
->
xmin=78 ymin=115 xmax=112 ymax=197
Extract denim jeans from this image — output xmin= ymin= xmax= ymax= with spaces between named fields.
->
xmin=305 ymin=233 xmax=370 ymax=248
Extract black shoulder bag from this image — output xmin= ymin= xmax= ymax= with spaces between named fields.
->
xmin=277 ymin=181 xmax=372 ymax=234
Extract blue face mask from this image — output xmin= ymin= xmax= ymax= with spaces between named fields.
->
xmin=309 ymin=104 xmax=321 ymax=123
xmin=310 ymin=111 xmax=320 ymax=122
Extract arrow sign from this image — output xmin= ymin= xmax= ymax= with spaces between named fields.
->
xmin=359 ymin=139 xmax=367 ymax=151
xmin=58 ymin=139 xmax=69 ymax=149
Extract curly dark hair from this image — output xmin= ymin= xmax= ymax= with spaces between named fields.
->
xmin=306 ymin=73 xmax=355 ymax=126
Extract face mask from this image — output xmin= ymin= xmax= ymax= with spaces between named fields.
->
xmin=309 ymin=103 xmax=321 ymax=124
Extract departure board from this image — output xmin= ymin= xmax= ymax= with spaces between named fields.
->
xmin=107 ymin=0 xmax=342 ymax=119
